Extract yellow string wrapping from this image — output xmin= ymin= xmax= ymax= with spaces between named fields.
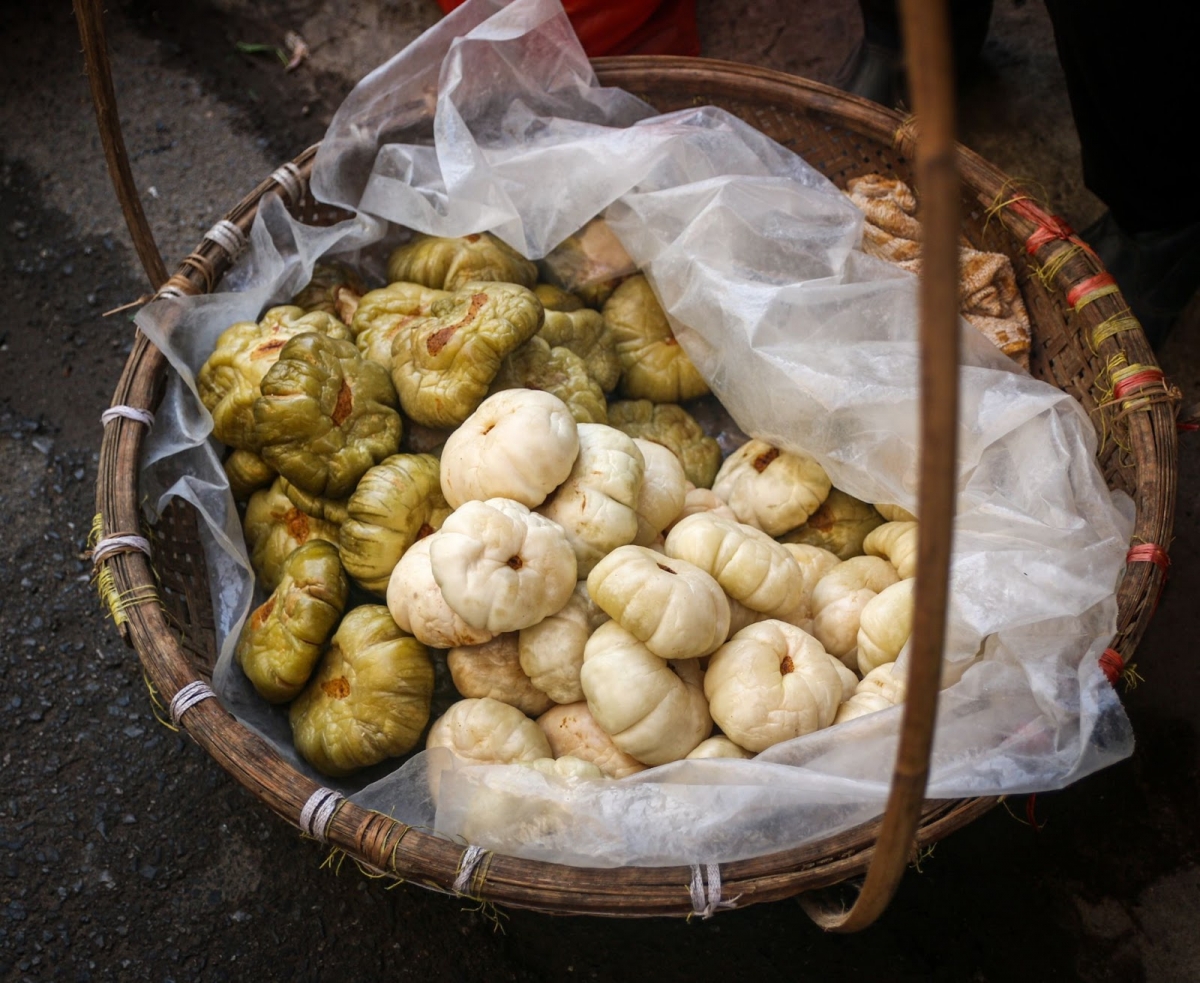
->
xmin=320 ymin=848 xmax=348 ymax=875
xmin=143 ymin=670 xmax=178 ymax=733
xmin=93 ymin=562 xmax=128 ymax=629
xmin=385 ymin=824 xmax=418 ymax=887
xmin=1121 ymin=662 xmax=1144 ymax=691
xmin=88 ymin=512 xmax=161 ymax=628
xmin=982 ymin=177 xmax=1050 ymax=233
xmin=90 ymin=514 xmax=127 ymax=628
xmin=459 ymin=899 xmax=508 ymax=933
xmin=983 ymin=188 xmax=1032 ymax=230
xmin=1089 ymin=311 xmax=1140 ymax=353
xmin=1111 ymin=361 xmax=1156 ymax=414
xmin=351 ymin=858 xmax=391 ymax=881
xmin=1088 ymin=406 xmax=1111 ymax=459
xmin=88 ymin=511 xmax=105 ymax=547
xmin=1108 ymin=360 xmax=1178 ymax=416
xmin=1073 ymin=282 xmax=1121 ymax=312
xmin=910 ymin=843 xmax=936 ymax=873
xmin=472 ymin=851 xmax=494 ymax=898
xmin=1095 ymin=352 xmax=1127 ymax=402
xmin=1087 ymin=352 xmax=1126 ymax=454
xmin=999 ymin=796 xmax=1046 ymax=831
xmin=1034 ymin=243 xmax=1083 ymax=288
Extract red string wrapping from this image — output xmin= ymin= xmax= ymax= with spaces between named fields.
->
xmin=1004 ymin=196 xmax=1095 ymax=259
xmin=1126 ymin=542 xmax=1170 ymax=575
xmin=1006 ymin=196 xmax=1055 ymax=229
xmin=1178 ymin=422 xmax=1199 ymax=432
xmin=1066 ymin=271 xmax=1117 ymax=309
xmin=1127 ymin=542 xmax=1171 ymax=615
xmin=1099 ymin=648 xmax=1125 ymax=686
xmin=1025 ymin=794 xmax=1042 ymax=831
xmin=1112 ymin=367 xmax=1166 ymax=403
xmin=1025 ymin=219 xmax=1073 ymax=254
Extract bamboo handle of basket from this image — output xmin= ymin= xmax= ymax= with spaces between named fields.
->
xmin=799 ymin=0 xmax=960 ymax=932
xmin=73 ymin=0 xmax=169 ymax=289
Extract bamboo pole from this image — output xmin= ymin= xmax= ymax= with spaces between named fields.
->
xmin=800 ymin=0 xmax=960 ymax=932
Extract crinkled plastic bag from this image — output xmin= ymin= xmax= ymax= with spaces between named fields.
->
xmin=133 ymin=0 xmax=1134 ymax=867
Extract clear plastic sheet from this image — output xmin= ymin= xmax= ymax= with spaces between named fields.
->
xmin=134 ymin=0 xmax=1135 ymax=866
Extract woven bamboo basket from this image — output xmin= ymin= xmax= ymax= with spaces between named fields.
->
xmin=81 ymin=2 xmax=1178 ymax=926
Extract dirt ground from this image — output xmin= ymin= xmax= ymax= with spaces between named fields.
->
xmin=1 ymin=1 xmax=1197 ymax=980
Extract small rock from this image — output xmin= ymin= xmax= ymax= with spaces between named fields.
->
xmin=97 ymin=870 xmax=115 ymax=890
xmin=31 ymin=436 xmax=53 ymax=455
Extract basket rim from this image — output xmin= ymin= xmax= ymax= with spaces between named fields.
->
xmin=93 ymin=56 xmax=1177 ymax=917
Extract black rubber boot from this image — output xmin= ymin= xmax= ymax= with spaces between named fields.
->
xmin=1082 ymin=211 xmax=1200 ymax=350
xmin=833 ymin=0 xmax=994 ymax=107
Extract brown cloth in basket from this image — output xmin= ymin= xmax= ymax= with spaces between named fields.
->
xmin=846 ymin=174 xmax=1032 ymax=366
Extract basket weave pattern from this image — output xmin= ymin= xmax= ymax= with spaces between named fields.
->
xmin=94 ymin=59 xmax=1177 ymax=917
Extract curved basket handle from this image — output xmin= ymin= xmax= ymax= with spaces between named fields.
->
xmin=74 ymin=0 xmax=168 ymax=290
xmin=799 ymin=0 xmax=960 ymax=932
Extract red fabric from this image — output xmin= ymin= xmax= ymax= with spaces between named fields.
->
xmin=435 ymin=0 xmax=700 ymax=57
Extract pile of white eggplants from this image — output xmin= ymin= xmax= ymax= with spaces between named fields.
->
xmin=400 ymin=387 xmax=919 ymax=781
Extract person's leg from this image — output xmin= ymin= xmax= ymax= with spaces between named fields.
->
xmin=835 ymin=0 xmax=993 ymax=107
xmin=1044 ymin=0 xmax=1200 ymax=346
